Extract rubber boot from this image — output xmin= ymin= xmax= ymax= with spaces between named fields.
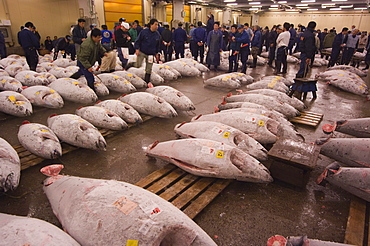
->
xmin=144 ymin=73 xmax=151 ymax=83
xmin=125 ymin=62 xmax=135 ymax=71
xmin=250 ymin=58 xmax=257 ymax=68
xmin=282 ymin=62 xmax=287 ymax=74
xmin=227 ymin=62 xmax=233 ymax=73
xmin=241 ymin=63 xmax=247 ymax=74
xmin=274 ymin=61 xmax=281 ymax=75
xmin=70 ymin=71 xmax=81 ymax=79
xmin=233 ymin=63 xmax=238 ymax=72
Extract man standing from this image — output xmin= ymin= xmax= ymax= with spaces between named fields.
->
xmin=161 ymin=24 xmax=173 ymax=62
xmin=134 ymin=19 xmax=161 ymax=83
xmin=250 ymin=25 xmax=261 ymax=68
xmin=116 ymin=22 xmax=131 ymax=68
xmin=206 ymin=22 xmax=223 ymax=71
xmin=267 ymin=25 xmax=278 ymax=67
xmin=206 ymin=14 xmax=214 ymax=34
xmin=288 ymin=24 xmax=296 ymax=55
xmin=173 ymin=23 xmax=187 ymax=59
xmin=228 ymin=24 xmax=241 ymax=73
xmin=72 ymin=18 xmax=87 ymax=52
xmin=192 ymin=21 xmax=207 ymax=63
xmin=0 ymin=30 xmax=6 ymax=59
xmin=129 ymin=22 xmax=138 ymax=42
xmin=342 ymin=29 xmax=359 ymax=65
xmin=328 ymin=27 xmax=348 ymax=67
xmin=70 ymin=28 xmax=107 ymax=92
xmin=44 ymin=36 xmax=53 ymax=52
xmin=296 ymin=21 xmax=317 ymax=78
xmin=221 ymin=25 xmax=229 ymax=51
xmin=233 ymin=25 xmax=250 ymax=74
xmin=275 ymin=23 xmax=290 ymax=75
xmin=244 ymin=23 xmax=253 ymax=41
xmin=188 ymin=24 xmax=196 ymax=58
xmin=53 ymin=35 xmax=76 ymax=61
xmin=18 ymin=22 xmax=40 ymax=71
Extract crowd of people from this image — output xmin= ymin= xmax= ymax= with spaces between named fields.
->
xmin=7 ymin=17 xmax=370 ymax=92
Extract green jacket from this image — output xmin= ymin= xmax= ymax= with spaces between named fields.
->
xmin=77 ymin=36 xmax=106 ymax=69
xmin=128 ymin=28 xmax=138 ymax=42
xmin=323 ymin=32 xmax=336 ymax=48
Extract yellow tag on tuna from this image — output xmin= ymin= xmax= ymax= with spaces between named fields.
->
xmin=223 ymin=132 xmax=230 ymax=138
xmin=216 ymin=150 xmax=224 ymax=158
xmin=15 ymin=101 xmax=25 ymax=105
xmin=25 ymin=75 xmax=30 ymax=79
xmin=8 ymin=95 xmax=16 ymax=101
xmin=124 ymin=81 xmax=130 ymax=83
xmin=72 ymin=82 xmax=79 ymax=85
xmin=1 ymin=79 xmax=5 ymax=83
xmin=50 ymin=89 xmax=55 ymax=93
xmin=222 ymin=78 xmax=228 ymax=81
xmin=165 ymin=66 xmax=170 ymax=69
xmin=267 ymin=81 xmax=277 ymax=88
xmin=258 ymin=120 xmax=265 ymax=126
xmin=113 ymin=76 xmax=120 ymax=79
xmin=35 ymin=92 xmax=40 ymax=95
xmin=126 ymin=240 xmax=139 ymax=246
xmin=40 ymin=129 xmax=49 ymax=133
xmin=127 ymin=73 xmax=133 ymax=77
xmin=338 ymin=75 xmax=344 ymax=77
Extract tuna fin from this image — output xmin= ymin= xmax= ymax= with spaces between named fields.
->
xmin=95 ymin=100 xmax=102 ymax=104
xmin=221 ymin=96 xmax=227 ymax=105
xmin=148 ymin=82 xmax=154 ymax=88
xmin=21 ymin=86 xmax=28 ymax=90
xmin=236 ymin=89 xmax=243 ymax=94
xmin=316 ymin=169 xmax=328 ymax=185
xmin=193 ymin=114 xmax=202 ymax=120
xmin=49 ymin=114 xmax=58 ymax=118
xmin=226 ymin=92 xmax=232 ymax=97
xmin=267 ymin=235 xmax=287 ymax=246
xmin=40 ymin=164 xmax=64 ymax=177
xmin=22 ymin=120 xmax=31 ymax=125
xmin=149 ymin=140 xmax=160 ymax=150
xmin=176 ymin=122 xmax=187 ymax=128
xmin=214 ymin=106 xmax=220 ymax=113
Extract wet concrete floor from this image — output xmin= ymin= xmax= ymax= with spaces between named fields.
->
xmin=0 ymin=61 xmax=369 ymax=245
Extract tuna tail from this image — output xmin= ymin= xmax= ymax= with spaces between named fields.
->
xmin=226 ymin=92 xmax=233 ymax=97
xmin=236 ymin=89 xmax=243 ymax=95
xmin=40 ymin=164 xmax=64 ymax=177
xmin=221 ymin=96 xmax=227 ymax=105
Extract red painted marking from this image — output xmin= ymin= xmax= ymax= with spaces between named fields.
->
xmin=22 ymin=120 xmax=31 ymax=125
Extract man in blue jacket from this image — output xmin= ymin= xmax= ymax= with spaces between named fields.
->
xmin=206 ymin=22 xmax=223 ymax=71
xmin=228 ymin=25 xmax=241 ymax=73
xmin=288 ymin=24 xmax=297 ymax=55
xmin=250 ymin=25 xmax=261 ymax=68
xmin=173 ymin=23 xmax=188 ymax=59
xmin=296 ymin=21 xmax=317 ymax=78
xmin=233 ymin=25 xmax=250 ymax=74
xmin=192 ymin=21 xmax=207 ymax=63
xmin=18 ymin=22 xmax=40 ymax=71
xmin=328 ymin=27 xmax=348 ymax=67
xmin=133 ymin=18 xmax=161 ymax=83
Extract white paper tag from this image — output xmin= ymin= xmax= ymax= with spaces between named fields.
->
xmin=201 ymin=146 xmax=215 ymax=155
xmin=121 ymin=48 xmax=129 ymax=59
xmin=139 ymin=200 xmax=161 ymax=218
xmin=148 ymin=55 xmax=154 ymax=63
xmin=138 ymin=219 xmax=155 ymax=235
xmin=211 ymin=126 xmax=224 ymax=135
xmin=245 ymin=116 xmax=257 ymax=123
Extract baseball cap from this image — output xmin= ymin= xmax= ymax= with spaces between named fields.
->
xmin=121 ymin=22 xmax=130 ymax=29
xmin=65 ymin=35 xmax=72 ymax=41
xmin=119 ymin=18 xmax=126 ymax=22
xmin=237 ymin=24 xmax=244 ymax=29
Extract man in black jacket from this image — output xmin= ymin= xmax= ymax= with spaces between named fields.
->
xmin=296 ymin=21 xmax=317 ymax=78
xmin=328 ymin=27 xmax=349 ymax=67
xmin=72 ymin=18 xmax=87 ymax=52
xmin=18 ymin=22 xmax=40 ymax=71
xmin=267 ymin=25 xmax=277 ymax=67
xmin=53 ymin=35 xmax=76 ymax=61
xmin=116 ymin=22 xmax=131 ymax=68
xmin=161 ymin=24 xmax=173 ymax=62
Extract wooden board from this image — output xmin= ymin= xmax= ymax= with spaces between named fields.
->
xmin=18 ymin=114 xmax=154 ymax=171
xmin=290 ymin=111 xmax=323 ymax=128
xmin=345 ymin=196 xmax=369 ymax=246
xmin=135 ymin=164 xmax=232 ymax=219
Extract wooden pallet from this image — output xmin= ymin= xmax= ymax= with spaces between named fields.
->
xmin=345 ymin=196 xmax=370 ymax=246
xmin=17 ymin=115 xmax=153 ymax=171
xmin=290 ymin=111 xmax=323 ymax=127
xmin=135 ymin=164 xmax=232 ymax=219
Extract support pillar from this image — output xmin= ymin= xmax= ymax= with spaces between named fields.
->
xmin=172 ymin=0 xmax=184 ymax=27
xmin=251 ymin=13 xmax=259 ymax=26
xmin=222 ymin=8 xmax=231 ymax=26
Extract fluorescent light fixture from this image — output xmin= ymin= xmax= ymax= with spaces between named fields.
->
xmin=301 ymin=0 xmax=315 ymax=2
xmin=332 ymin=0 xmax=347 ymax=1
xmin=188 ymin=1 xmax=196 ymax=3
xmin=227 ymin=3 xmax=237 ymax=5
xmin=278 ymin=1 xmax=287 ymax=3
xmin=202 ymin=2 xmax=209 ymax=5
xmin=339 ymin=5 xmax=353 ymax=8
xmin=249 ymin=2 xmax=261 ymax=4
xmin=322 ymin=3 xmax=335 ymax=6
xmin=224 ymin=0 xmax=236 ymax=2
xmin=249 ymin=7 xmax=259 ymax=10
xmin=330 ymin=7 xmax=342 ymax=10
xmin=286 ymin=9 xmax=299 ymax=11
xmin=269 ymin=7 xmax=279 ymax=10
xmin=271 ymin=4 xmax=279 ymax=7
xmin=252 ymin=5 xmax=262 ymax=8
xmin=307 ymin=8 xmax=318 ymax=10
xmin=354 ymin=7 xmax=367 ymax=10
xmin=296 ymin=4 xmax=308 ymax=6
xmin=297 ymin=6 xmax=309 ymax=8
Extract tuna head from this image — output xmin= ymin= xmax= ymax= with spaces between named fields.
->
xmin=42 ymin=90 xmax=64 ymax=108
xmin=316 ymin=162 xmax=341 ymax=185
xmin=233 ymin=134 xmax=268 ymax=161
xmin=0 ymin=160 xmax=20 ymax=192
xmin=78 ymin=123 xmax=107 ymax=151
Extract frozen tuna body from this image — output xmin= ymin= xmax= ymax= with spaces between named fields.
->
xmin=95 ymin=99 xmax=142 ymax=124
xmin=0 ymin=91 xmax=33 ymax=117
xmin=164 ymin=60 xmax=201 ymax=77
xmin=204 ymin=74 xmax=242 ymax=89
xmin=0 ymin=137 xmax=20 ymax=192
xmin=42 ymin=165 xmax=217 ymax=246
xmin=49 ymin=78 xmax=97 ymax=104
xmin=15 ymin=70 xmax=49 ymax=86
xmin=267 ymin=235 xmax=352 ymax=246
xmin=113 ymin=70 xmax=147 ymax=88
xmin=332 ymin=117 xmax=370 ymax=138
xmin=245 ymin=80 xmax=289 ymax=93
xmin=21 ymin=85 xmax=64 ymax=108
xmin=96 ymin=73 xmax=136 ymax=93
xmin=0 ymin=213 xmax=80 ymax=246
xmin=0 ymin=76 xmax=23 ymax=92
xmin=18 ymin=122 xmax=62 ymax=159
xmin=47 ymin=114 xmax=106 ymax=151
xmin=174 ymin=121 xmax=268 ymax=161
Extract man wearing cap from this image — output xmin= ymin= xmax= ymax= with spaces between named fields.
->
xmin=72 ymin=19 xmax=87 ymax=52
xmin=296 ymin=21 xmax=317 ymax=78
xmin=192 ymin=21 xmax=207 ymax=63
xmin=233 ymin=24 xmax=250 ymax=74
xmin=173 ymin=23 xmax=188 ymax=59
xmin=228 ymin=24 xmax=241 ymax=73
xmin=70 ymin=28 xmax=108 ymax=92
xmin=113 ymin=18 xmax=126 ymax=45
xmin=267 ymin=25 xmax=278 ymax=67
xmin=18 ymin=22 xmax=40 ymax=71
xmin=116 ymin=22 xmax=132 ymax=68
xmin=250 ymin=25 xmax=261 ymax=68
xmin=53 ymin=35 xmax=76 ymax=61
xmin=133 ymin=18 xmax=161 ymax=83
xmin=161 ymin=24 xmax=173 ymax=62
xmin=275 ymin=23 xmax=290 ymax=75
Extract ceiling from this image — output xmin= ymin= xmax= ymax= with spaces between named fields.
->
xmin=185 ymin=0 xmax=369 ymax=13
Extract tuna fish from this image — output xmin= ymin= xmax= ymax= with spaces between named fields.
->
xmin=47 ymin=114 xmax=106 ymax=151
xmin=113 ymin=71 xmax=147 ymax=88
xmin=316 ymin=137 xmax=370 ymax=167
xmin=146 ymin=84 xmax=195 ymax=111
xmin=245 ymin=80 xmax=289 ymax=93
xmin=145 ymin=139 xmax=272 ymax=182
xmin=164 ymin=60 xmax=202 ymax=77
xmin=225 ymin=94 xmax=299 ymax=118
xmin=191 ymin=112 xmax=279 ymax=144
xmin=230 ymin=73 xmax=254 ymax=85
xmin=241 ymin=89 xmax=306 ymax=111
xmin=48 ymin=67 xmax=73 ymax=78
xmin=41 ymin=164 xmax=217 ymax=246
xmin=4 ymin=64 xmax=26 ymax=77
xmin=260 ymin=76 xmax=294 ymax=86
xmin=52 ymin=58 xmax=72 ymax=67
xmin=286 ymin=55 xmax=299 ymax=63
xmin=95 ymin=99 xmax=143 ymax=124
xmin=178 ymin=58 xmax=209 ymax=72
xmin=267 ymin=235 xmax=352 ymax=246
xmin=75 ymin=106 xmax=128 ymax=130
xmin=18 ymin=121 xmax=62 ymax=159
xmin=322 ymin=117 xmax=370 ymax=138
xmin=0 ymin=69 xmax=9 ymax=77
xmin=40 ymin=72 xmax=57 ymax=84
xmin=218 ymin=101 xmax=270 ymax=111
xmin=36 ymin=65 xmax=48 ymax=73
xmin=0 ymin=91 xmax=32 ymax=117
xmin=0 ymin=76 xmax=23 ymax=92
xmin=152 ymin=64 xmax=179 ymax=80
xmin=39 ymin=62 xmax=57 ymax=71
xmin=204 ymin=74 xmax=242 ymax=89
xmin=119 ymin=92 xmax=177 ymax=118
xmin=0 ymin=137 xmax=20 ymax=192
xmin=317 ymin=161 xmax=370 ymax=202
xmin=127 ymin=67 xmax=164 ymax=85
xmin=174 ymin=121 xmax=268 ymax=161
xmin=0 ymin=213 xmax=80 ymax=246
xmin=327 ymin=65 xmax=367 ymax=77
xmin=96 ymin=73 xmax=136 ymax=93
xmin=49 ymin=78 xmax=97 ymax=104
xmin=21 ymin=85 xmax=64 ymax=108
xmin=15 ymin=71 xmax=49 ymax=86
xmin=77 ymin=76 xmax=110 ymax=97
